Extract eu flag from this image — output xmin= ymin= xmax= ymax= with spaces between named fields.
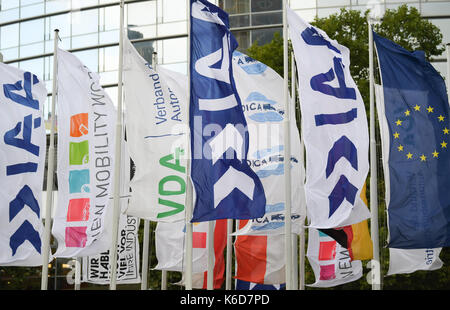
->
xmin=374 ymin=32 xmax=450 ymax=248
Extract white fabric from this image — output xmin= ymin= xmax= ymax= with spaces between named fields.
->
xmin=375 ymin=84 xmax=444 ymax=276
xmin=232 ymin=51 xmax=306 ymax=235
xmin=307 ymin=228 xmax=362 ymax=288
xmin=52 ymin=48 xmax=116 ymax=257
xmin=0 ymin=63 xmax=49 ymax=266
xmin=123 ymin=38 xmax=188 ymax=222
xmin=288 ymin=8 xmax=370 ymax=229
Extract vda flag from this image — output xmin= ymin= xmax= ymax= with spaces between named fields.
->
xmin=123 ymin=38 xmax=188 ymax=222
xmin=287 ymin=8 xmax=370 ymax=229
xmin=189 ymin=0 xmax=266 ymax=222
xmin=232 ymin=51 xmax=306 ymax=235
xmin=0 ymin=64 xmax=49 ymax=266
xmin=52 ymin=48 xmax=116 ymax=257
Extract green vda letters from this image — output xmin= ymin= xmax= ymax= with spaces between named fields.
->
xmin=157 ymin=147 xmax=186 ymax=219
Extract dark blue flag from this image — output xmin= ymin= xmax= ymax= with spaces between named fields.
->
xmin=189 ymin=0 xmax=266 ymax=222
xmin=374 ymin=32 xmax=450 ymax=248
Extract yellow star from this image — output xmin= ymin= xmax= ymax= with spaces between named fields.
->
xmin=393 ymin=132 xmax=400 ymax=139
xmin=441 ymin=141 xmax=448 ymax=148
xmin=432 ymin=150 xmax=439 ymax=158
xmin=427 ymin=106 xmax=434 ymax=113
xmin=397 ymin=145 xmax=404 ymax=151
xmin=406 ymin=152 xmax=413 ymax=159
xmin=420 ymin=154 xmax=426 ymax=162
xmin=443 ymin=127 xmax=449 ymax=135
xmin=438 ymin=115 xmax=445 ymax=122
xmin=414 ymin=105 xmax=421 ymax=111
xmin=396 ymin=119 xmax=402 ymax=126
xmin=404 ymin=110 xmax=410 ymax=116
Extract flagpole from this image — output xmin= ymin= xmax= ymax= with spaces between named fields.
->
xmin=290 ymin=51 xmax=298 ymax=290
xmin=207 ymin=221 xmax=214 ymax=290
xmin=368 ymin=20 xmax=381 ymax=291
xmin=185 ymin=0 xmax=194 ymax=291
xmin=41 ymin=28 xmax=59 ymax=290
xmin=225 ymin=219 xmax=233 ymax=290
xmin=446 ymin=43 xmax=450 ymax=105
xmin=283 ymin=0 xmax=293 ymax=290
xmin=109 ymin=0 xmax=125 ymax=290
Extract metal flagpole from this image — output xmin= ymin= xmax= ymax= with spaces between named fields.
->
xmin=446 ymin=43 xmax=450 ymax=105
xmin=283 ymin=0 xmax=293 ymax=290
xmin=184 ymin=0 xmax=194 ymax=290
xmin=41 ymin=28 xmax=59 ymax=290
xmin=141 ymin=52 xmax=158 ymax=291
xmin=290 ymin=51 xmax=298 ymax=290
xmin=207 ymin=221 xmax=214 ymax=290
xmin=109 ymin=0 xmax=125 ymax=290
xmin=368 ymin=20 xmax=381 ymax=291
xmin=225 ymin=219 xmax=233 ymax=290
xmin=161 ymin=270 xmax=167 ymax=290
xmin=74 ymin=257 xmax=81 ymax=290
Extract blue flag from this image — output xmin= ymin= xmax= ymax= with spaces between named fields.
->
xmin=374 ymin=32 xmax=450 ymax=248
xmin=189 ymin=0 xmax=266 ymax=222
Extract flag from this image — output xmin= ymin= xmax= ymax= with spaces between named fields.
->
xmin=189 ymin=0 xmax=266 ymax=222
xmin=123 ymin=38 xmax=188 ymax=222
xmin=82 ymin=139 xmax=141 ymax=285
xmin=235 ymin=279 xmax=285 ymax=290
xmin=386 ymin=247 xmax=443 ymax=276
xmin=318 ymin=183 xmax=373 ymax=261
xmin=307 ymin=227 xmax=363 ymax=288
xmin=52 ymin=48 xmax=116 ymax=257
xmin=232 ymin=51 xmax=306 ymax=235
xmin=374 ymin=32 xmax=450 ymax=248
xmin=234 ymin=220 xmax=285 ymax=285
xmin=171 ymin=219 xmax=228 ymax=289
xmin=0 ymin=63 xmax=49 ymax=266
xmin=287 ymin=8 xmax=370 ymax=229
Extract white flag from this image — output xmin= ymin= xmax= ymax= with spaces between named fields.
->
xmin=288 ymin=8 xmax=370 ymax=229
xmin=82 ymin=138 xmax=141 ymax=284
xmin=231 ymin=51 xmax=306 ymax=235
xmin=123 ymin=38 xmax=188 ymax=222
xmin=0 ymin=64 xmax=49 ymax=266
xmin=307 ymin=227 xmax=362 ymax=287
xmin=387 ymin=248 xmax=443 ymax=276
xmin=52 ymin=48 xmax=116 ymax=257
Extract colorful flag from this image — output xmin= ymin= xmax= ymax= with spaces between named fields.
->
xmin=123 ymin=38 xmax=188 ymax=223
xmin=234 ymin=220 xmax=285 ymax=285
xmin=52 ymin=48 xmax=116 ymax=257
xmin=287 ymin=8 xmax=370 ymax=229
xmin=374 ymin=32 xmax=450 ymax=248
xmin=307 ymin=227 xmax=363 ymax=288
xmin=82 ymin=139 xmax=141 ymax=284
xmin=232 ymin=51 xmax=306 ymax=235
xmin=172 ymin=219 xmax=227 ymax=289
xmin=318 ymin=183 xmax=373 ymax=261
xmin=189 ymin=0 xmax=266 ymax=222
xmin=0 ymin=64 xmax=49 ymax=266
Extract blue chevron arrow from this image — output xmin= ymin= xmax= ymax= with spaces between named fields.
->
xmin=10 ymin=220 xmax=41 ymax=255
xmin=328 ymin=175 xmax=358 ymax=218
xmin=325 ymin=135 xmax=358 ymax=178
xmin=9 ymin=185 xmax=40 ymax=222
